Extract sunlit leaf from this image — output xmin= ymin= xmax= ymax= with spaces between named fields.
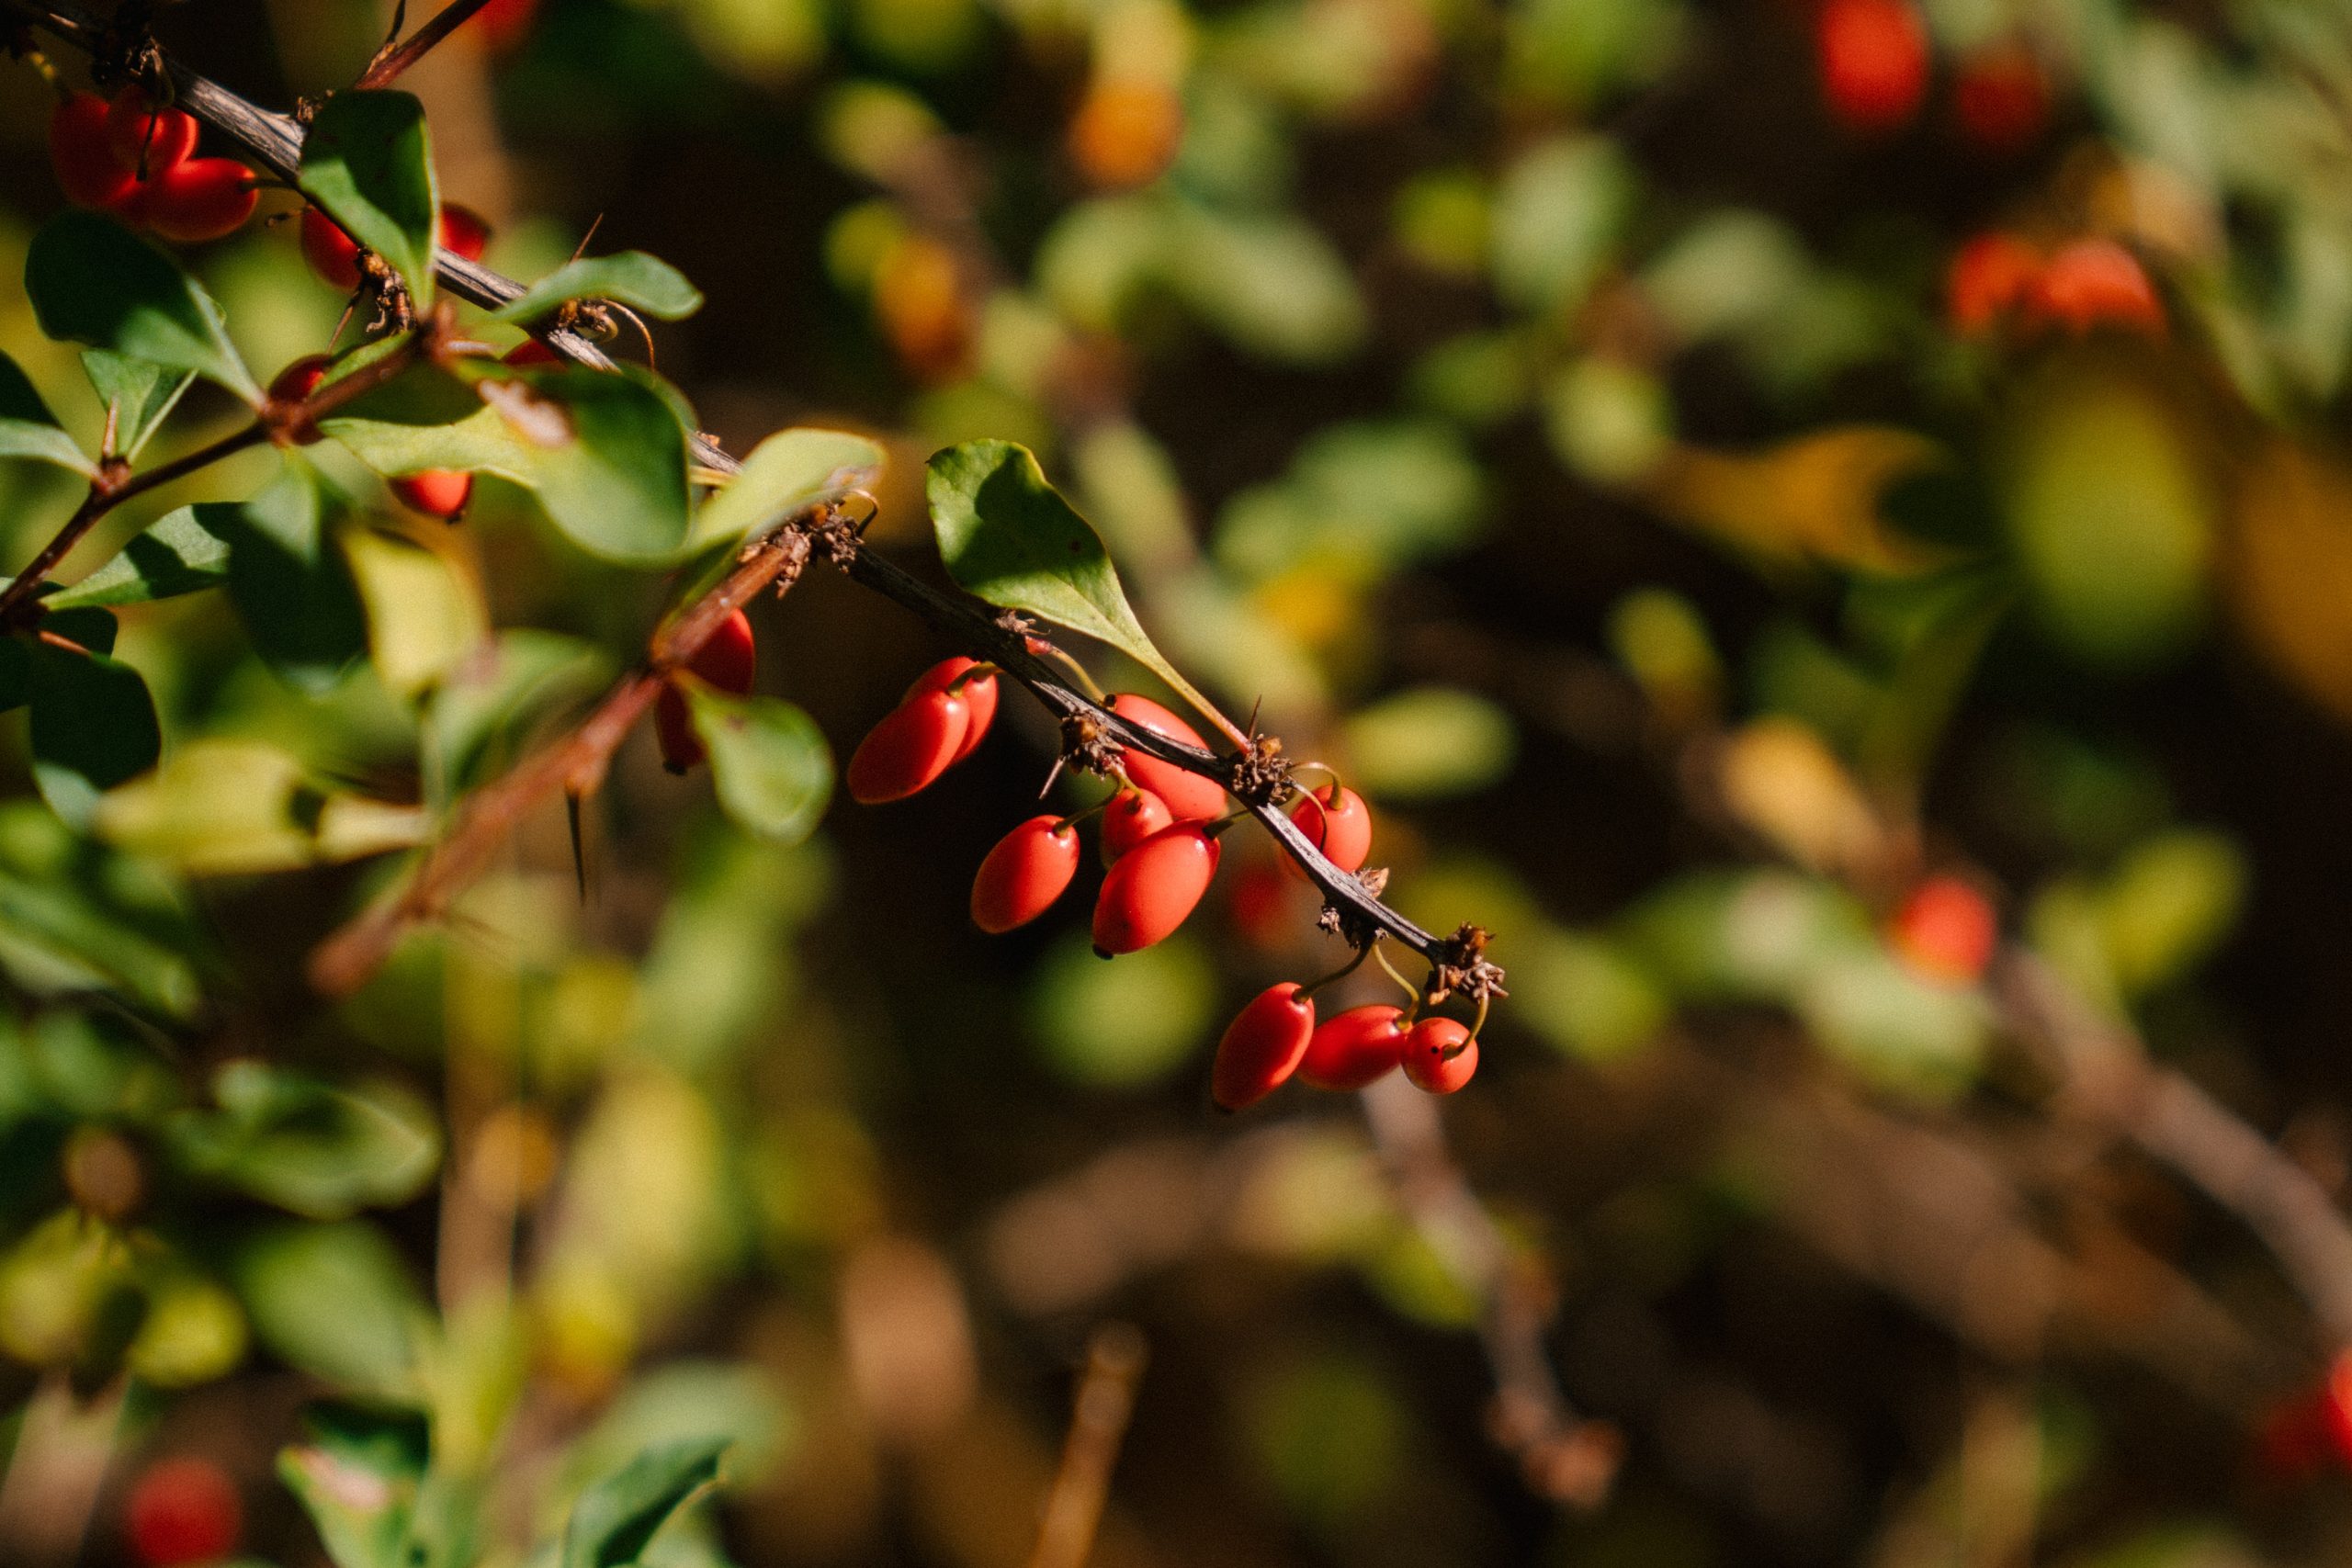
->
xmin=238 ymin=1223 xmax=426 ymax=1391
xmin=343 ymin=529 xmax=487 ymax=699
xmin=300 ymin=90 xmax=439 ymax=307
xmin=1645 ymin=427 xmax=1947 ymax=574
xmin=684 ymin=689 xmax=832 ymax=844
xmin=691 ymin=427 xmax=884 ymax=549
xmin=172 ymin=1062 xmax=440 ymax=1220
xmin=48 ymin=506 xmax=232 ymax=610
xmin=81 ymin=349 xmax=193 ymax=461
xmin=493 ymin=253 xmax=705 ymax=324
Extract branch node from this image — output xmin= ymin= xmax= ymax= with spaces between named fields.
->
xmin=1424 ymin=923 xmax=1508 ymax=1008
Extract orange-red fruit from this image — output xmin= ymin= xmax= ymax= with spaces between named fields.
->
xmin=2321 ymin=1352 xmax=2352 ymax=1472
xmin=125 ymin=1456 xmax=242 ymax=1568
xmin=1299 ymin=1003 xmax=1408 ymax=1091
xmin=847 ymin=688 xmax=970 ymax=804
xmin=1107 ymin=694 xmax=1227 ymax=821
xmin=1946 ymin=231 xmax=2041 ymax=337
xmin=390 ymin=469 xmax=474 ymax=521
xmin=51 ymin=94 xmax=137 ymax=209
xmin=1889 ymin=874 xmax=1997 ymax=985
xmin=476 ymin=0 xmax=541 ymax=51
xmin=301 ymin=207 xmax=364 ymax=291
xmin=1092 ymin=822 xmax=1220 ymax=954
xmin=1285 ymin=783 xmax=1373 ymax=877
xmin=1401 ymin=1017 xmax=1478 ymax=1094
xmin=504 ymin=339 xmax=560 ymax=367
xmin=439 ymin=203 xmax=491 ymax=262
xmin=106 ymin=86 xmax=199 ymax=175
xmin=268 ymin=355 xmax=334 ymax=445
xmin=1211 ymin=982 xmax=1317 ymax=1111
xmin=972 ymin=815 xmax=1082 ymax=932
xmin=1952 ymin=43 xmax=2048 ymax=153
xmin=654 ymin=609 xmax=759 ymax=774
xmin=141 ymin=159 xmax=258 ymax=243
xmin=2023 ymin=240 xmax=2165 ymax=336
xmin=907 ymin=657 xmax=998 ymax=765
xmin=1816 ymin=0 xmax=1929 ymax=134
xmin=1069 ymin=79 xmax=1185 ymax=190
xmin=1102 ymin=788 xmax=1172 ymax=861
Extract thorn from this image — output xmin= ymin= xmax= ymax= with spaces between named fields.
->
xmin=565 ymin=787 xmax=589 ymax=904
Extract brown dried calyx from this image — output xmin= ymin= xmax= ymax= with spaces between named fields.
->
xmin=1425 ymin=923 xmax=1508 ymax=1007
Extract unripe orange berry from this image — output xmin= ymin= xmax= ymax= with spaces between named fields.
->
xmin=973 ymin=815 xmax=1082 ymax=932
xmin=1102 ymin=787 xmax=1171 ymax=861
xmin=390 ymin=469 xmax=474 ymax=521
xmin=1069 ymin=79 xmax=1185 ymax=190
xmin=301 ymin=207 xmax=363 ymax=291
xmin=1092 ymin=821 xmax=1219 ymax=954
xmin=1283 ymin=783 xmax=1373 ymax=879
xmin=2023 ymin=240 xmax=2165 ymax=336
xmin=1211 ymin=982 xmax=1317 ymax=1110
xmin=848 ymin=687 xmax=971 ymax=804
xmin=1946 ymin=231 xmax=2041 ymax=336
xmin=1106 ymin=694 xmax=1227 ymax=821
xmin=906 ymin=657 xmax=998 ymax=765
xmin=439 ymin=202 xmax=491 ymax=263
xmin=1816 ymin=0 xmax=1928 ymax=134
xmin=1298 ymin=1003 xmax=1408 ymax=1090
xmin=1889 ymin=874 xmax=1997 ymax=984
xmin=1401 ymin=1016 xmax=1478 ymax=1094
xmin=125 ymin=1457 xmax=241 ymax=1568
xmin=138 ymin=157 xmax=259 ymax=243
xmin=106 ymin=86 xmax=198 ymax=176
xmin=51 ymin=94 xmax=137 ymax=209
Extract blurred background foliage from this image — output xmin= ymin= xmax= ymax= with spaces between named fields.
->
xmin=13 ymin=0 xmax=2352 ymax=1562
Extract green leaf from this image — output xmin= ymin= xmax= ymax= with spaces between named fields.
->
xmin=203 ymin=467 xmax=369 ymax=694
xmin=277 ymin=1401 xmax=428 ymax=1568
xmin=299 ymin=91 xmax=439 ymax=308
xmin=26 ymin=212 xmax=259 ymax=402
xmin=344 ymin=528 xmax=487 ymax=699
xmin=237 ymin=1222 xmax=425 ymax=1390
xmin=28 ymin=638 xmax=160 ymax=828
xmin=492 ymin=253 xmax=705 ymax=325
xmin=561 ymin=1438 xmax=729 ymax=1568
xmin=1340 ymin=686 xmax=1516 ymax=800
xmin=81 ymin=349 xmax=194 ymax=461
xmin=684 ymin=689 xmax=831 ymax=844
xmin=171 ymin=1062 xmax=440 ymax=1220
xmin=0 ymin=351 xmax=93 ymax=476
xmin=928 ymin=440 xmax=1204 ymax=707
xmin=48 ymin=507 xmax=232 ymax=609
xmin=691 ymin=427 xmax=885 ymax=550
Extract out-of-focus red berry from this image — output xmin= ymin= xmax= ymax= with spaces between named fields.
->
xmin=1210 ymin=982 xmax=1317 ymax=1110
xmin=51 ymin=94 xmax=137 ymax=209
xmin=125 ymin=1457 xmax=241 ymax=1567
xmin=1952 ymin=42 xmax=2049 ymax=153
xmin=1106 ymin=694 xmax=1228 ymax=821
xmin=390 ymin=469 xmax=474 ymax=521
xmin=2023 ymin=240 xmax=2165 ymax=336
xmin=439 ymin=202 xmax=491 ymax=262
xmin=654 ymin=609 xmax=759 ymax=773
xmin=1946 ymin=231 xmax=2041 ymax=336
xmin=973 ymin=816 xmax=1082 ymax=932
xmin=268 ymin=355 xmax=335 ymax=445
xmin=140 ymin=159 xmax=258 ymax=243
xmin=476 ymin=0 xmax=541 ymax=51
xmin=504 ymin=339 xmax=561 ymax=367
xmin=1816 ymin=0 xmax=1929 ymax=134
xmin=1888 ymin=874 xmax=1998 ymax=984
xmin=106 ymin=86 xmax=198 ymax=176
xmin=301 ymin=207 xmax=364 ymax=291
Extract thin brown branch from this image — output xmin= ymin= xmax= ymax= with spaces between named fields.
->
xmin=1026 ymin=1324 xmax=1148 ymax=1568
xmin=355 ymin=0 xmax=497 ymax=89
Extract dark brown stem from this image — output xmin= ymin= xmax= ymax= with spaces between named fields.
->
xmin=355 ymin=0 xmax=497 ymax=89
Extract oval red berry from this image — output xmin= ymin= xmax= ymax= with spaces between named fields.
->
xmin=972 ymin=815 xmax=1081 ymax=932
xmin=1888 ymin=874 xmax=1997 ymax=984
xmin=847 ymin=688 xmax=970 ymax=804
xmin=1107 ymin=694 xmax=1228 ymax=821
xmin=125 ymin=1456 xmax=242 ymax=1568
xmin=1816 ymin=0 xmax=1928 ymax=133
xmin=1091 ymin=821 xmax=1219 ymax=953
xmin=439 ymin=202 xmax=492 ymax=263
xmin=1284 ymin=783 xmax=1372 ymax=878
xmin=390 ymin=469 xmax=473 ymax=521
xmin=1401 ymin=1017 xmax=1478 ymax=1094
xmin=2023 ymin=240 xmax=2165 ymax=337
xmin=908 ymin=657 xmax=998 ymax=765
xmin=689 ymin=608 xmax=758 ymax=695
xmin=106 ymin=87 xmax=198 ymax=175
xmin=1298 ymin=1003 xmax=1407 ymax=1090
xmin=301 ymin=207 xmax=363 ymax=291
xmin=1211 ymin=982 xmax=1317 ymax=1111
xmin=1102 ymin=788 xmax=1171 ymax=861
xmin=51 ymin=94 xmax=137 ymax=210
xmin=139 ymin=157 xmax=258 ymax=243
xmin=655 ymin=682 xmax=703 ymax=773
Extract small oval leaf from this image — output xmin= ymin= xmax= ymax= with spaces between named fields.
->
xmin=299 ymin=90 xmax=440 ymax=308
xmin=26 ymin=212 xmax=258 ymax=402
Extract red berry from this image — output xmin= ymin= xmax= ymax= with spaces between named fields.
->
xmin=1888 ymin=874 xmax=1998 ymax=985
xmin=1226 ymin=862 xmax=1297 ymax=951
xmin=1952 ymin=42 xmax=2048 ymax=153
xmin=504 ymin=340 xmax=561 ymax=367
xmin=1946 ymin=231 xmax=2041 ymax=336
xmin=972 ymin=815 xmax=1081 ymax=932
xmin=1107 ymin=694 xmax=1227 ymax=821
xmin=847 ymin=688 xmax=970 ymax=804
xmin=140 ymin=158 xmax=257 ymax=243
xmin=1401 ymin=1017 xmax=1478 ymax=1094
xmin=906 ymin=657 xmax=998 ymax=765
xmin=439 ymin=202 xmax=491 ymax=263
xmin=690 ymin=608 xmax=759 ymax=695
xmin=1211 ymin=982 xmax=1317 ymax=1111
xmin=1102 ymin=788 xmax=1171 ymax=861
xmin=105 ymin=86 xmax=198 ymax=176
xmin=390 ymin=469 xmax=474 ymax=521
xmin=1298 ymin=1003 xmax=1408 ymax=1090
xmin=1816 ymin=0 xmax=1928 ymax=134
xmin=2023 ymin=240 xmax=2165 ymax=336
xmin=476 ymin=0 xmax=541 ymax=50
xmin=2322 ymin=1353 xmax=2352 ymax=1471
xmin=1283 ymin=783 xmax=1373 ymax=878
xmin=301 ymin=207 xmax=364 ymax=292
xmin=655 ymin=683 xmax=703 ymax=773
xmin=51 ymin=93 xmax=137 ymax=209
xmin=125 ymin=1456 xmax=241 ymax=1568
xmin=1092 ymin=821 xmax=1219 ymax=954
xmin=268 ymin=355 xmax=334 ymax=445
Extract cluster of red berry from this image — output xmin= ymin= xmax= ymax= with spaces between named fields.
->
xmin=847 ymin=664 xmax=1483 ymax=1110
xmin=123 ymin=1455 xmax=241 ymax=1567
xmin=48 ymin=87 xmax=258 ymax=243
xmin=1945 ymin=233 xmax=2165 ymax=340
xmin=1814 ymin=0 xmax=2049 ymax=150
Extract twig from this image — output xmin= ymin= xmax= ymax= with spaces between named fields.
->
xmin=1026 ymin=1324 xmax=1148 ymax=1568
xmin=356 ymin=0 xmax=498 ymax=88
